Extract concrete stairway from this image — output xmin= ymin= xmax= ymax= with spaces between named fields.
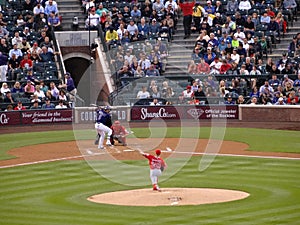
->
xmin=58 ymin=0 xmax=86 ymax=31
xmin=164 ymin=11 xmax=300 ymax=76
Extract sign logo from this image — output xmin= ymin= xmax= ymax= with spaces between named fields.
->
xmin=187 ymin=108 xmax=204 ymax=119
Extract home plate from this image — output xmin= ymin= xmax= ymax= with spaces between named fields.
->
xmin=86 ymin=149 xmax=94 ymax=155
xmin=166 ymin=147 xmax=172 ymax=152
xmin=123 ymin=149 xmax=135 ymax=152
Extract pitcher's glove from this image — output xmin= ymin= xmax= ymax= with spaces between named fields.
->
xmin=160 ymin=166 xmax=164 ymax=172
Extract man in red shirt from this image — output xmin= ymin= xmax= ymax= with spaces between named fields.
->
xmin=179 ymin=0 xmax=195 ymax=39
xmin=14 ymin=101 xmax=27 ymax=110
xmin=141 ymin=149 xmax=167 ymax=191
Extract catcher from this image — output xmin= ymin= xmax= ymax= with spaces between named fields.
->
xmin=110 ymin=120 xmax=129 ymax=146
xmin=140 ymin=149 xmax=167 ymax=192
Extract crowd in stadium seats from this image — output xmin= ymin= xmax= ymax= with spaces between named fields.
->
xmin=83 ymin=0 xmax=177 ymax=89
xmin=184 ymin=0 xmax=300 ymax=105
xmin=0 ymin=0 xmax=68 ymax=111
xmin=105 ymin=0 xmax=300 ymax=106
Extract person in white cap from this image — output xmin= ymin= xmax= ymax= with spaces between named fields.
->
xmin=275 ymin=97 xmax=286 ymax=105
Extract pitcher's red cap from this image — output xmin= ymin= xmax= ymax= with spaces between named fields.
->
xmin=155 ymin=149 xmax=161 ymax=156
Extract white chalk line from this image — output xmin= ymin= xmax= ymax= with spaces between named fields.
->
xmin=0 ymin=150 xmax=299 ymax=169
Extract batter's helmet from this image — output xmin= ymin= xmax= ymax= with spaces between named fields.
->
xmin=103 ymin=106 xmax=112 ymax=110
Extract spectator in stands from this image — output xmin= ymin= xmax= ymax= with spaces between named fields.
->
xmin=24 ymin=79 xmax=35 ymax=95
xmin=33 ymin=2 xmax=45 ymax=16
xmin=44 ymin=0 xmax=58 ymax=16
xmin=204 ymin=0 xmax=215 ymax=15
xmin=16 ymin=14 xmax=26 ymax=28
xmin=260 ymin=11 xmax=271 ymax=24
xmin=179 ymin=0 xmax=195 ymax=39
xmin=250 ymin=86 xmax=260 ymax=98
xmin=209 ymin=57 xmax=222 ymax=74
xmin=127 ymin=18 xmax=138 ymax=36
xmin=55 ymin=99 xmax=67 ymax=109
xmin=48 ymin=11 xmax=62 ymax=31
xmin=57 ymin=89 xmax=67 ymax=102
xmin=38 ymin=80 xmax=48 ymax=93
xmin=30 ymin=50 xmax=42 ymax=63
xmin=152 ymin=0 xmax=165 ymax=14
xmin=138 ymin=53 xmax=151 ymax=71
xmin=138 ymin=17 xmax=150 ymax=39
xmin=134 ymin=65 xmax=145 ymax=77
xmin=42 ymin=98 xmax=55 ymax=109
xmin=23 ymin=0 xmax=35 ymax=11
xmin=20 ymin=54 xmax=33 ymax=71
xmin=141 ymin=0 xmax=152 ymax=18
xmin=231 ymin=48 xmax=240 ymax=64
xmin=117 ymin=23 xmax=127 ymax=40
xmin=220 ymin=59 xmax=232 ymax=74
xmin=85 ymin=8 xmax=100 ymax=30
xmin=238 ymin=0 xmax=252 ymax=10
xmin=148 ymin=18 xmax=160 ymax=39
xmin=33 ymin=85 xmax=45 ymax=100
xmin=0 ymin=25 xmax=8 ymax=39
xmin=282 ymin=74 xmax=294 ymax=87
xmin=275 ymin=12 xmax=287 ymax=34
xmin=236 ymin=95 xmax=246 ymax=104
xmin=7 ymin=53 xmax=20 ymax=81
xmin=9 ymin=44 xmax=23 ymax=60
xmin=224 ymin=94 xmax=236 ymax=105
xmin=31 ymin=93 xmax=42 ymax=103
xmin=294 ymin=73 xmax=300 ymax=88
xmin=3 ymin=91 xmax=15 ymax=104
xmin=49 ymin=81 xmax=59 ymax=99
xmin=40 ymin=37 xmax=53 ymax=52
xmin=286 ymin=90 xmax=298 ymax=104
xmin=283 ymin=0 xmax=297 ymax=12
xmin=194 ymin=85 xmax=207 ymax=104
xmin=187 ymin=60 xmax=198 ymax=74
xmin=14 ymin=101 xmax=27 ymax=110
xmin=96 ymin=2 xmax=109 ymax=17
xmin=249 ymin=96 xmax=258 ymax=104
xmin=1 ymin=82 xmax=10 ymax=95
xmin=18 ymin=37 xmax=31 ymax=55
xmin=105 ymin=26 xmax=119 ymax=50
xmin=137 ymin=86 xmax=150 ymax=99
xmin=0 ymin=51 xmax=7 ymax=81
xmin=274 ymin=97 xmax=286 ymax=105
xmin=0 ymin=38 xmax=9 ymax=56
xmin=197 ymin=57 xmax=210 ymax=74
xmin=259 ymin=80 xmax=274 ymax=97
xmin=146 ymin=63 xmax=160 ymax=76
xmin=39 ymin=46 xmax=54 ymax=62
xmin=11 ymin=81 xmax=24 ymax=94
xmin=227 ymin=0 xmax=239 ymax=12
xmin=131 ymin=5 xmax=142 ymax=21
xmin=288 ymin=36 xmax=300 ymax=57
xmin=34 ymin=13 xmax=47 ymax=31
xmin=30 ymin=100 xmax=41 ymax=109
xmin=182 ymin=85 xmax=194 ymax=99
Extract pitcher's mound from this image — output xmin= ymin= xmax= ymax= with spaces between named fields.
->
xmin=88 ymin=188 xmax=249 ymax=206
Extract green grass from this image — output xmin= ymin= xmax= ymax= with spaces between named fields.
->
xmin=1 ymin=127 xmax=300 ymax=160
xmin=0 ymin=157 xmax=299 ymax=225
xmin=1 ymin=127 xmax=300 ymax=224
